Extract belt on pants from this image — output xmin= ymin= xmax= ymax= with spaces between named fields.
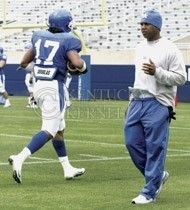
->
xmin=130 ymin=90 xmax=154 ymax=99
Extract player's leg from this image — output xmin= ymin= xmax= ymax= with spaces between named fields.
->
xmin=0 ymin=94 xmax=5 ymax=104
xmin=8 ymin=130 xmax=52 ymax=183
xmin=25 ymin=73 xmax=31 ymax=107
xmin=52 ymin=105 xmax=85 ymax=179
xmin=64 ymin=72 xmax=72 ymax=107
xmin=8 ymin=80 xmax=59 ymax=183
xmin=25 ymin=73 xmax=37 ymax=108
xmin=64 ymin=86 xmax=71 ymax=108
xmin=2 ymin=91 xmax=11 ymax=107
xmin=52 ymin=129 xmax=85 ymax=179
xmin=39 ymin=80 xmax=84 ymax=179
xmin=0 ymin=74 xmax=11 ymax=107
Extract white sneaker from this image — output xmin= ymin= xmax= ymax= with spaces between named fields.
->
xmin=64 ymin=167 xmax=85 ymax=180
xmin=4 ymin=100 xmax=11 ymax=108
xmin=132 ymin=194 xmax=154 ymax=204
xmin=155 ymin=171 xmax=169 ymax=199
xmin=31 ymin=103 xmax=38 ymax=108
xmin=8 ymin=155 xmax=22 ymax=184
xmin=65 ymin=100 xmax=71 ymax=108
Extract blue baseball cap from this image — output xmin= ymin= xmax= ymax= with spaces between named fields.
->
xmin=140 ymin=9 xmax=162 ymax=30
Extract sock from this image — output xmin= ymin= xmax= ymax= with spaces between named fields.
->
xmin=52 ymin=139 xmax=72 ymax=169
xmin=27 ymin=131 xmax=50 ymax=154
xmin=17 ymin=147 xmax=31 ymax=163
xmin=58 ymin=156 xmax=72 ymax=169
xmin=52 ymin=139 xmax=67 ymax=157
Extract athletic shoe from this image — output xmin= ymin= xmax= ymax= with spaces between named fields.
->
xmin=31 ymin=103 xmax=38 ymax=108
xmin=65 ymin=100 xmax=71 ymax=108
xmin=64 ymin=167 xmax=85 ymax=180
xmin=8 ymin=155 xmax=22 ymax=184
xmin=155 ymin=171 xmax=169 ymax=199
xmin=132 ymin=194 xmax=154 ymax=204
xmin=26 ymin=103 xmax=38 ymax=108
xmin=4 ymin=100 xmax=11 ymax=108
xmin=26 ymin=104 xmax=31 ymax=108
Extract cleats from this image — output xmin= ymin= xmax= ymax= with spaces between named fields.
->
xmin=64 ymin=167 xmax=85 ymax=180
xmin=26 ymin=97 xmax=38 ymax=108
xmin=4 ymin=100 xmax=11 ymax=108
xmin=8 ymin=155 xmax=85 ymax=183
xmin=8 ymin=155 xmax=22 ymax=184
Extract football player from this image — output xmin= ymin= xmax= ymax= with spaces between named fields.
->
xmin=9 ymin=9 xmax=87 ymax=183
xmin=0 ymin=46 xmax=11 ymax=108
xmin=23 ymin=43 xmax=37 ymax=108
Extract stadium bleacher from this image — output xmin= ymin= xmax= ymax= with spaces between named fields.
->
xmin=0 ymin=0 xmax=190 ymax=53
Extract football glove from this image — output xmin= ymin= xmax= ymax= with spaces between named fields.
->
xmin=168 ymin=106 xmax=176 ymax=122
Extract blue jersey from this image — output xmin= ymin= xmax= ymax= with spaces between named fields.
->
xmin=31 ymin=29 xmax=81 ymax=81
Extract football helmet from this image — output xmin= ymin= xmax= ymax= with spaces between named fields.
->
xmin=48 ymin=9 xmax=73 ymax=32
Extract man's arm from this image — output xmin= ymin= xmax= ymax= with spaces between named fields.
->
xmin=66 ymin=50 xmax=87 ymax=74
xmin=20 ymin=48 xmax=35 ymax=68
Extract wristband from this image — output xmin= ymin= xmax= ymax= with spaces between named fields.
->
xmin=76 ymin=60 xmax=86 ymax=72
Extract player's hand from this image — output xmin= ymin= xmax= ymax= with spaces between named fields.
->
xmin=67 ymin=61 xmax=88 ymax=75
xmin=67 ymin=61 xmax=76 ymax=71
xmin=142 ymin=59 xmax=156 ymax=75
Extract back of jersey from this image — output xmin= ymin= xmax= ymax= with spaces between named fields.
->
xmin=32 ymin=29 xmax=81 ymax=81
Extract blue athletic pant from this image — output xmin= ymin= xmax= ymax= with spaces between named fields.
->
xmin=124 ymin=98 xmax=170 ymax=199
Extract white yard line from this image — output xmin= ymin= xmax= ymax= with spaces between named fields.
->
xmin=170 ymin=126 xmax=190 ymax=130
xmin=79 ymin=154 xmax=109 ymax=159
xmin=167 ymin=153 xmax=190 ymax=157
xmin=0 ymin=133 xmax=31 ymax=139
xmin=1 ymin=133 xmax=190 ymax=152
xmin=29 ymin=156 xmax=55 ymax=161
xmin=167 ymin=149 xmax=190 ymax=153
xmin=1 ymin=152 xmax=190 ymax=166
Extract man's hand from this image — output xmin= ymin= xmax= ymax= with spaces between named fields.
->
xmin=142 ymin=59 xmax=156 ymax=75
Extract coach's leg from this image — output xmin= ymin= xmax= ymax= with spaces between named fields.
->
xmin=124 ymin=100 xmax=146 ymax=175
xmin=140 ymin=101 xmax=169 ymax=199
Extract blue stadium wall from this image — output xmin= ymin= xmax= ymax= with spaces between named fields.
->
xmin=4 ymin=64 xmax=190 ymax=102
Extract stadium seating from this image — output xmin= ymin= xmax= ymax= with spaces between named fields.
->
xmin=0 ymin=0 xmax=190 ymax=51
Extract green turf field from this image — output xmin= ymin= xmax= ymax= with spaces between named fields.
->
xmin=0 ymin=97 xmax=190 ymax=210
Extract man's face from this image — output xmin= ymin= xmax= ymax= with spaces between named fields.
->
xmin=140 ymin=22 xmax=160 ymax=41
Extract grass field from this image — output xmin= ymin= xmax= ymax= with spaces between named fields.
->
xmin=0 ymin=96 xmax=190 ymax=210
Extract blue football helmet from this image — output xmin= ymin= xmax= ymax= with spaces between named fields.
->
xmin=48 ymin=9 xmax=73 ymax=32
